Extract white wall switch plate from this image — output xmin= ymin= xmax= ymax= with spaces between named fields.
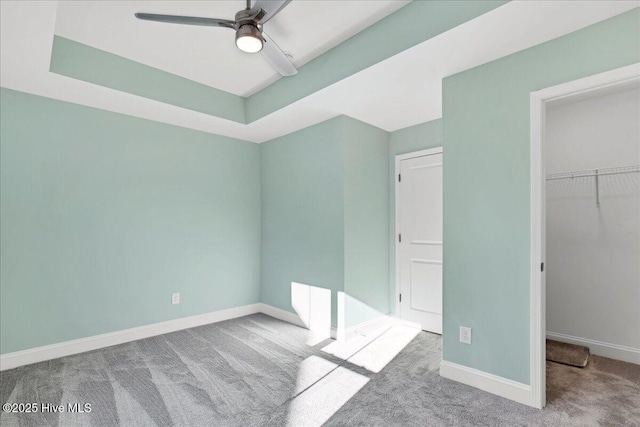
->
xmin=172 ymin=293 xmax=180 ymax=305
xmin=460 ymin=326 xmax=472 ymax=344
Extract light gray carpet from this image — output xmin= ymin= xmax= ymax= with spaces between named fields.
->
xmin=1 ymin=313 xmax=639 ymax=426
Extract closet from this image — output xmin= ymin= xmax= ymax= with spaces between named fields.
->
xmin=544 ymin=84 xmax=640 ymax=365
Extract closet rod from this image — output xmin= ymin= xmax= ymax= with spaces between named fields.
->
xmin=546 ymin=165 xmax=640 ymax=181
xmin=546 ymin=165 xmax=639 ymax=207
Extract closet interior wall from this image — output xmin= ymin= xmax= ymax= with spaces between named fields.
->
xmin=544 ymin=86 xmax=640 ymax=362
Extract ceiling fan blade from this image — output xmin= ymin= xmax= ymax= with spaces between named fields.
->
xmin=261 ymin=32 xmax=297 ymax=76
xmin=251 ymin=0 xmax=292 ymax=24
xmin=135 ymin=13 xmax=236 ymax=29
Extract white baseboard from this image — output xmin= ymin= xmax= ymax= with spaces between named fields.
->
xmin=257 ymin=303 xmax=306 ymax=328
xmin=440 ymin=360 xmax=533 ymax=407
xmin=258 ymin=303 xmax=338 ymax=338
xmin=331 ymin=327 xmax=339 ymax=340
xmin=546 ymin=331 xmax=640 ymax=365
xmin=1 ymin=303 xmax=262 ymax=371
xmin=1 ymin=303 xmax=421 ymax=372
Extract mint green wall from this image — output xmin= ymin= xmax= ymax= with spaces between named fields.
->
xmin=343 ymin=117 xmax=390 ymax=327
xmin=260 ymin=118 xmax=345 ymax=325
xmin=388 ymin=120 xmax=443 ymax=313
xmin=260 ymin=117 xmax=391 ymax=328
xmin=390 ymin=120 xmax=443 ymax=157
xmin=441 ymin=9 xmax=640 ymax=384
xmin=0 ymin=89 xmax=261 ymax=354
xmin=50 ymin=37 xmax=246 ymax=124
xmin=6 ymin=7 xmax=635 ymax=369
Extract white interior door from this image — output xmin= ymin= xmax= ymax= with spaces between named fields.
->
xmin=397 ymin=150 xmax=443 ymax=333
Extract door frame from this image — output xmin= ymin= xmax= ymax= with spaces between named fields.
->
xmin=529 ymin=63 xmax=639 ymax=409
xmin=394 ymin=147 xmax=444 ymax=320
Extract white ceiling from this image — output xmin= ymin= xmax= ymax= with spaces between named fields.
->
xmin=54 ymin=0 xmax=409 ymax=97
xmin=1 ymin=1 xmax=638 ymax=143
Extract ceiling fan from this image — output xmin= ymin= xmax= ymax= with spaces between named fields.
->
xmin=135 ymin=0 xmax=297 ymax=76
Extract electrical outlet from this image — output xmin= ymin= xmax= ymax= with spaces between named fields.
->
xmin=460 ymin=326 xmax=472 ymax=344
xmin=172 ymin=293 xmax=180 ymax=305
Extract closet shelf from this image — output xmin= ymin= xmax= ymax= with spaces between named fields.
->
xmin=546 ymin=165 xmax=639 ymax=208
xmin=546 ymin=165 xmax=640 ymax=181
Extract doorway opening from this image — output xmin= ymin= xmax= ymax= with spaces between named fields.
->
xmin=530 ymin=63 xmax=640 ymax=409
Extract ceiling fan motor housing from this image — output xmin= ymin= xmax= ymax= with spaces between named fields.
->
xmin=234 ymin=8 xmax=265 ymax=53
xmin=234 ymin=8 xmax=265 ymax=30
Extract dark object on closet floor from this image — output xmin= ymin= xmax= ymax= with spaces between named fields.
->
xmin=546 ymin=339 xmax=590 ymax=367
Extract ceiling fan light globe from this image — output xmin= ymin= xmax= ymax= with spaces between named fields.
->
xmin=236 ymin=25 xmax=263 ymax=53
